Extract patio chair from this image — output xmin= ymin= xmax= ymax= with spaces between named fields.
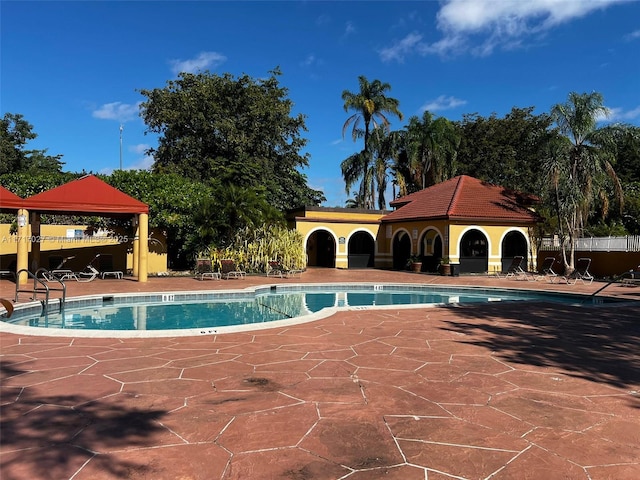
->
xmin=562 ymin=257 xmax=594 ymax=285
xmin=195 ymin=258 xmax=220 ymax=280
xmin=496 ymin=256 xmax=526 ymax=279
xmin=220 ymin=259 xmax=245 ymax=280
xmin=44 ymin=255 xmax=99 ymax=283
xmin=43 ymin=255 xmax=78 ymax=281
xmin=267 ymin=260 xmax=286 ymax=278
xmin=267 ymin=260 xmax=303 ymax=279
xmin=98 ymin=254 xmax=123 ymax=279
xmin=620 ymin=265 xmax=640 ymax=287
xmin=532 ymin=257 xmax=560 ymax=282
xmin=74 ymin=254 xmax=101 ymax=282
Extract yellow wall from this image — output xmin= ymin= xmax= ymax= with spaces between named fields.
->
xmin=288 ymin=208 xmax=386 ymax=269
xmin=378 ymin=220 xmax=537 ymax=272
xmin=0 ymin=223 xmax=167 ymax=275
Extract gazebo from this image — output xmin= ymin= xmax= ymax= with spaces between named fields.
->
xmin=0 ymin=185 xmax=24 ymax=211
xmin=6 ymin=175 xmax=150 ymax=284
xmin=379 ymin=175 xmax=541 ymax=273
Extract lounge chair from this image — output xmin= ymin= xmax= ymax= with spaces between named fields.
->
xmin=98 ymin=254 xmax=124 ymax=279
xmin=220 ymin=259 xmax=245 ymax=279
xmin=267 ymin=260 xmax=303 ymax=278
xmin=562 ymin=257 xmax=594 ymax=285
xmin=532 ymin=257 xmax=560 ymax=282
xmin=620 ymin=265 xmax=640 ymax=287
xmin=267 ymin=260 xmax=286 ymax=278
xmin=195 ymin=258 xmax=220 ymax=280
xmin=43 ymin=255 xmax=78 ymax=281
xmin=496 ymin=256 xmax=526 ymax=279
xmin=44 ymin=255 xmax=99 ymax=282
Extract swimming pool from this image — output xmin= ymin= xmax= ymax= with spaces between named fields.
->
xmin=1 ymin=283 xmax=618 ymax=337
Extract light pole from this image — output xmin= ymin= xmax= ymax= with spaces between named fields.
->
xmin=119 ymin=124 xmax=123 ymax=170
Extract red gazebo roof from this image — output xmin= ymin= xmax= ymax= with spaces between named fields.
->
xmin=0 ymin=186 xmax=24 ymax=211
xmin=24 ymin=175 xmax=149 ymax=215
xmin=384 ymin=175 xmax=539 ymax=224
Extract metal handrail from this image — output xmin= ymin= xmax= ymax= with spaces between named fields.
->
xmin=14 ymin=268 xmax=66 ymax=312
xmin=591 ymin=270 xmax=639 ymax=296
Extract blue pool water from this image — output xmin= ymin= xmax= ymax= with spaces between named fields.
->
xmin=2 ymin=284 xmax=615 ymax=333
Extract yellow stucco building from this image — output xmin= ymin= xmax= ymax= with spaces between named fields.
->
xmin=288 ymin=176 xmax=541 ymax=274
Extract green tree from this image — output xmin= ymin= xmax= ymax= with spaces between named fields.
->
xmin=405 ymin=111 xmax=459 ymax=189
xmin=0 ymin=113 xmax=64 ymax=175
xmin=456 ymin=107 xmax=553 ymax=193
xmin=341 ymin=76 xmax=403 ymax=209
xmin=139 ymin=68 xmax=324 ymax=211
xmin=544 ymin=92 xmax=624 ymax=271
xmin=107 ymin=170 xmax=212 ymax=269
xmin=370 ymin=129 xmax=403 ymax=209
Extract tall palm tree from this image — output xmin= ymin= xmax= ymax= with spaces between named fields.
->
xmin=369 ymin=129 xmax=403 ymax=209
xmin=405 ymin=111 xmax=460 ymax=189
xmin=342 ymin=76 xmax=403 ymax=208
xmin=545 ymin=91 xmax=624 ymax=271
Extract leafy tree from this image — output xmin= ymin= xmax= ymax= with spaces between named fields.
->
xmin=404 ymin=111 xmax=459 ymax=189
xmin=106 ymin=170 xmax=212 ymax=269
xmin=188 ymin=183 xmax=283 ymax=253
xmin=456 ymin=107 xmax=553 ymax=194
xmin=0 ymin=113 xmax=64 ymax=175
xmin=341 ymin=76 xmax=403 ymax=209
xmin=138 ymin=68 xmax=324 ymax=211
xmin=543 ymin=92 xmax=624 ymax=271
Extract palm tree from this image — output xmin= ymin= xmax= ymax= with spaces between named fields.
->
xmin=370 ymin=129 xmax=403 ymax=209
xmin=341 ymin=76 xmax=403 ymax=208
xmin=545 ymin=91 xmax=624 ymax=272
xmin=405 ymin=111 xmax=460 ymax=189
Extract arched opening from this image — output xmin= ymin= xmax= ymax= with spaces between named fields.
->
xmin=306 ymin=230 xmax=336 ymax=268
xmin=348 ymin=231 xmax=375 ymax=268
xmin=502 ymin=230 xmax=528 ymax=271
xmin=392 ymin=231 xmax=412 ymax=270
xmin=459 ymin=229 xmax=489 ymax=273
xmin=418 ymin=229 xmax=443 ymax=273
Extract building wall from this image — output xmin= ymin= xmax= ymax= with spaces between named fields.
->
xmin=0 ymin=223 xmax=167 ymax=274
xmin=378 ymin=221 xmax=536 ymax=272
xmin=536 ymin=250 xmax=640 ymax=278
xmin=288 ymin=208 xmax=386 ymax=269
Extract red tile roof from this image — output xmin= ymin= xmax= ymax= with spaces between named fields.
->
xmin=0 ymin=186 xmax=24 ymax=211
xmin=383 ymin=175 xmax=539 ymax=223
xmin=25 ymin=175 xmax=149 ymax=215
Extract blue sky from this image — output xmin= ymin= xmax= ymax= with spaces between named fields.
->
xmin=2 ymin=0 xmax=639 ymax=207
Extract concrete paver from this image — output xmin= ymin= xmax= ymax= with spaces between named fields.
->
xmin=1 ymin=269 xmax=639 ymax=479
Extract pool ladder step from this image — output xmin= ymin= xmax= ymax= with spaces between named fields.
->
xmin=14 ymin=268 xmax=67 ymax=315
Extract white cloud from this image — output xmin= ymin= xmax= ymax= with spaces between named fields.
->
xmin=625 ymin=29 xmax=640 ymax=41
xmin=604 ymin=105 xmax=640 ymax=122
xmin=421 ymin=95 xmax=467 ymax=112
xmin=127 ymin=155 xmax=154 ymax=171
xmin=130 ymin=143 xmax=150 ymax=155
xmin=301 ymin=54 xmax=323 ymax=67
xmin=169 ymin=51 xmax=227 ymax=75
xmin=92 ymin=102 xmax=140 ymax=122
xmin=379 ymin=32 xmax=425 ymax=63
xmin=380 ymin=0 xmax=629 ymax=60
xmin=344 ymin=21 xmax=356 ymax=36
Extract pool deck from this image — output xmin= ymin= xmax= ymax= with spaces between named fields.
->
xmin=1 ymin=269 xmax=639 ymax=479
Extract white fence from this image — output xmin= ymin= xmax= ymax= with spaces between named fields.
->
xmin=540 ymin=235 xmax=640 ymax=252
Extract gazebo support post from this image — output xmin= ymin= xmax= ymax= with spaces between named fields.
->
xmin=137 ymin=213 xmax=148 ymax=282
xmin=16 ymin=208 xmax=29 ymax=285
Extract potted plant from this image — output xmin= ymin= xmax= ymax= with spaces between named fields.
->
xmin=439 ymin=256 xmax=451 ymax=276
xmin=408 ymin=254 xmax=422 ymax=273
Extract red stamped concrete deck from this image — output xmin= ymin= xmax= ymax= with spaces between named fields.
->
xmin=1 ymin=269 xmax=639 ymax=479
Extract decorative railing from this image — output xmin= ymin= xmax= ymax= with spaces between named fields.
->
xmin=539 ymin=235 xmax=640 ymax=252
